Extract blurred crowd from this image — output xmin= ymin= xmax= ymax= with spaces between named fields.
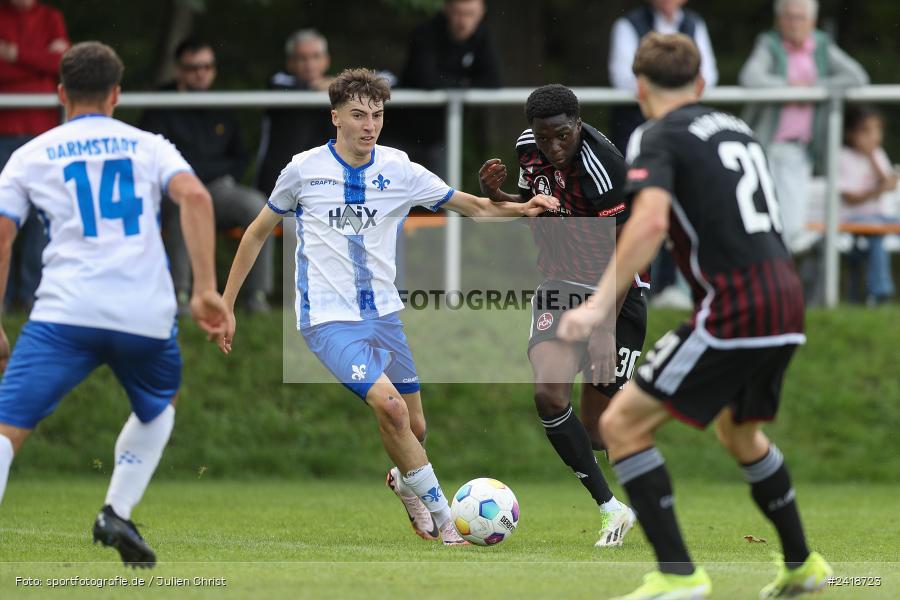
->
xmin=1 ymin=0 xmax=896 ymax=310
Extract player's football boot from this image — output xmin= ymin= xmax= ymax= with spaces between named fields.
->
xmin=386 ymin=468 xmax=440 ymax=541
xmin=439 ymin=518 xmax=470 ymax=546
xmin=759 ymin=552 xmax=832 ymax=598
xmin=92 ymin=505 xmax=157 ymax=568
xmin=595 ymin=504 xmax=636 ymax=547
xmin=611 ymin=568 xmax=712 ymax=600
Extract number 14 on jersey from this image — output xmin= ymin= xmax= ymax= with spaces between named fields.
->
xmin=63 ymin=158 xmax=144 ymax=237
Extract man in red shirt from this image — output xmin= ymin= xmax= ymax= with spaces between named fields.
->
xmin=0 ymin=0 xmax=69 ymax=311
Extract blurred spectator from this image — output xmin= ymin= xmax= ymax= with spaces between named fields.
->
xmin=0 ymin=0 xmax=68 ymax=311
xmin=840 ymin=104 xmax=898 ymax=305
xmin=608 ymin=0 xmax=717 ymax=311
xmin=400 ymin=0 xmax=501 ymax=90
xmin=608 ymin=0 xmax=718 ymax=153
xmin=256 ymin=29 xmax=334 ymax=197
xmin=739 ymin=0 xmax=869 ymax=255
xmin=396 ymin=0 xmax=502 ymax=175
xmin=140 ymin=39 xmax=272 ymax=313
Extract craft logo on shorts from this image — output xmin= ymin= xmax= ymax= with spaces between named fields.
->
xmin=536 ymin=312 xmax=554 ymax=331
xmin=554 ymin=169 xmax=566 ymax=189
xmin=533 ymin=175 xmax=552 ymax=196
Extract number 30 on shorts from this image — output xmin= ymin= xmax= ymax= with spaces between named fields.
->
xmin=616 ymin=347 xmax=642 ymax=379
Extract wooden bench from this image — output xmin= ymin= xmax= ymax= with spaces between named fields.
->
xmin=806 ymin=221 xmax=900 ymax=236
xmin=224 ymin=223 xmax=283 ymax=241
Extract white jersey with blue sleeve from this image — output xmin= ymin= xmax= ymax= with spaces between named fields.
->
xmin=0 ymin=114 xmax=192 ymax=339
xmin=268 ymin=141 xmax=453 ymax=328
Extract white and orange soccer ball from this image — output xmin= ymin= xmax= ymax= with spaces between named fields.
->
xmin=450 ymin=478 xmax=519 ymax=546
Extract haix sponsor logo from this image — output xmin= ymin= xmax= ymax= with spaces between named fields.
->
xmin=328 ymin=205 xmax=378 ymax=233
xmin=598 ymin=203 xmax=626 ymax=217
xmin=310 ymin=178 xmax=338 ymax=186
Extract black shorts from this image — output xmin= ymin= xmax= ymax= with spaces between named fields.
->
xmin=528 ymin=280 xmax=648 ymax=396
xmin=634 ymin=323 xmax=798 ymax=429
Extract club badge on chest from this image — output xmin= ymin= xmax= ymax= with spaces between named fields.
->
xmin=554 ymin=170 xmax=566 ymax=189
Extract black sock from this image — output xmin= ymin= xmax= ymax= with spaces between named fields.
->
xmin=614 ymin=447 xmax=694 ymax=575
xmin=742 ymin=445 xmax=809 ymax=568
xmin=541 ymin=405 xmax=613 ymax=505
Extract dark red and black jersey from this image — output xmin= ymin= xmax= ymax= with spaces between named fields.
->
xmin=625 ymin=103 xmax=805 ymax=343
xmin=517 ymin=123 xmax=650 ymax=288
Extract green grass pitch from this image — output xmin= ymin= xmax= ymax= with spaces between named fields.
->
xmin=1 ymin=478 xmax=897 ymax=599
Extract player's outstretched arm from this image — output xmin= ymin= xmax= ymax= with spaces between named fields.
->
xmin=167 ymin=172 xmax=229 ymax=339
xmin=219 ymin=205 xmax=283 ymax=354
xmin=443 ymin=190 xmax=559 ymax=221
xmin=478 ymin=158 xmax=523 ymax=203
xmin=558 ymin=187 xmax=671 ymax=342
xmin=0 ymin=217 xmax=17 ymax=372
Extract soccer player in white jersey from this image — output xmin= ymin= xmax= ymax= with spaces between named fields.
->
xmin=218 ymin=68 xmax=558 ymax=545
xmin=0 ymin=42 xmax=228 ymax=567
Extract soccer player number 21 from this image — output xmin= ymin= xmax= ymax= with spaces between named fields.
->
xmin=717 ymin=141 xmax=783 ymax=236
xmin=63 ymin=158 xmax=144 ymax=237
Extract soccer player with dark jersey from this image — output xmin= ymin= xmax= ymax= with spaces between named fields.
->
xmin=478 ymin=84 xmax=649 ymax=547
xmin=559 ymin=33 xmax=832 ymax=599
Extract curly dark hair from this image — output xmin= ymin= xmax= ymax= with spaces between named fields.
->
xmin=328 ymin=68 xmax=392 ymax=109
xmin=524 ymin=84 xmax=580 ymax=123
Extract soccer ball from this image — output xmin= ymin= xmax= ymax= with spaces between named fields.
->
xmin=450 ymin=478 xmax=519 ymax=546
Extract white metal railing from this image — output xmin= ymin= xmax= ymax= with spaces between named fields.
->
xmin=5 ymin=85 xmax=898 ymax=307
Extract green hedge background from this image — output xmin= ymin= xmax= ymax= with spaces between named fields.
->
xmin=7 ymin=307 xmax=898 ymax=483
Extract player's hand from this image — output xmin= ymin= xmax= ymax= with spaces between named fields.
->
xmin=479 ymin=158 xmax=507 ymax=199
xmin=523 ymin=193 xmax=559 ymax=217
xmin=0 ymin=327 xmax=9 ymax=373
xmin=189 ymin=289 xmax=229 ymax=341
xmin=217 ymin=309 xmax=237 ymax=355
xmin=587 ymin=327 xmax=617 ymax=386
xmin=557 ymin=302 xmax=606 ymax=342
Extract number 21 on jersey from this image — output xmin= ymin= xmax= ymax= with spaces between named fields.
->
xmin=63 ymin=158 xmax=143 ymax=237
xmin=717 ymin=141 xmax=782 ymax=235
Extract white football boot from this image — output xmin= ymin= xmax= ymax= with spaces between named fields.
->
xmin=439 ymin=518 xmax=469 ymax=546
xmin=386 ymin=467 xmax=440 ymax=541
xmin=595 ymin=503 xmax=637 ymax=547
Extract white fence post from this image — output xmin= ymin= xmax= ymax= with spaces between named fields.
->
xmin=444 ymin=91 xmax=464 ymax=294
xmin=823 ymin=94 xmax=845 ymax=308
